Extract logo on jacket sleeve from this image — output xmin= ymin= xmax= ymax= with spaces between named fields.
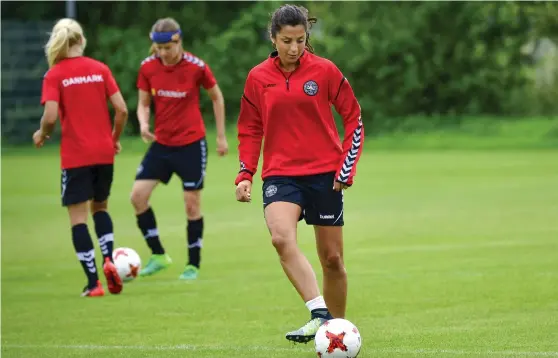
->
xmin=303 ymin=80 xmax=319 ymax=96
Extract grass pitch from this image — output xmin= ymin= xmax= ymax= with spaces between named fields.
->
xmin=2 ymin=140 xmax=558 ymax=357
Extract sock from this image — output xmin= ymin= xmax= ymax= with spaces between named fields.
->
xmin=136 ymin=207 xmax=165 ymax=255
xmin=306 ymin=296 xmax=332 ymax=319
xmin=72 ymin=223 xmax=99 ymax=289
xmin=187 ymin=217 xmax=204 ymax=268
xmin=93 ymin=211 xmax=114 ymax=262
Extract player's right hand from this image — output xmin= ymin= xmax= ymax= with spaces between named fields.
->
xmin=216 ymin=134 xmax=229 ymax=157
xmin=32 ymin=129 xmax=48 ymax=148
xmin=236 ymin=180 xmax=252 ymax=202
xmin=140 ymin=125 xmax=156 ymax=143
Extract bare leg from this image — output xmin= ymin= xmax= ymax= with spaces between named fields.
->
xmin=314 ymin=225 xmax=347 ymax=318
xmin=183 ymin=189 xmax=202 ymax=220
xmin=265 ymin=202 xmax=320 ymax=302
xmin=130 ymin=179 xmax=159 ymax=215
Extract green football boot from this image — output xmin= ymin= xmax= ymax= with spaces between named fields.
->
xmin=285 ymin=316 xmax=329 ymax=343
xmin=178 ymin=264 xmax=199 ymax=280
xmin=139 ymin=254 xmax=172 ymax=277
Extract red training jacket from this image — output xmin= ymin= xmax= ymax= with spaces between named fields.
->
xmin=235 ymin=51 xmax=364 ymax=185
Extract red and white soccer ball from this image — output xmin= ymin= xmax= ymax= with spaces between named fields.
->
xmin=315 ymin=319 xmax=362 ymax=357
xmin=112 ymin=247 xmax=141 ymax=282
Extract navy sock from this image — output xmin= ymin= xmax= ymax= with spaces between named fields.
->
xmin=72 ymin=223 xmax=99 ymax=289
xmin=136 ymin=207 xmax=165 ymax=255
xmin=187 ymin=217 xmax=203 ymax=268
xmin=311 ymin=308 xmax=333 ymax=320
xmin=93 ymin=211 xmax=114 ymax=261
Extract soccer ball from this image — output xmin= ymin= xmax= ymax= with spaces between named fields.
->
xmin=112 ymin=247 xmax=141 ymax=282
xmin=315 ymin=318 xmax=362 ymax=357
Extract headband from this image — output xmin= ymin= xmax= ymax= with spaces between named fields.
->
xmin=150 ymin=30 xmax=182 ymax=44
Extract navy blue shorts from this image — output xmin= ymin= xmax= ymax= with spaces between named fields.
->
xmin=135 ymin=138 xmax=207 ymax=191
xmin=262 ymin=172 xmax=344 ymax=226
xmin=61 ymin=164 xmax=113 ymax=207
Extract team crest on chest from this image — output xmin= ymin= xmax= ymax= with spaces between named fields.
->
xmin=303 ymin=80 xmax=319 ymax=96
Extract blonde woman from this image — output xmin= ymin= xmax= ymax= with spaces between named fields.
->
xmin=130 ymin=17 xmax=228 ymax=280
xmin=33 ymin=18 xmax=128 ymax=297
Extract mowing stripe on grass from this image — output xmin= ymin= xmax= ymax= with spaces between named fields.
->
xmin=3 ymin=344 xmax=558 ymax=356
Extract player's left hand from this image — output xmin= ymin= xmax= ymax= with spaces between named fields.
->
xmin=333 ymin=180 xmax=349 ymax=192
xmin=236 ymin=180 xmax=252 ymax=202
xmin=114 ymin=141 xmax=122 ymax=154
xmin=216 ymin=135 xmax=229 ymax=156
xmin=32 ymin=129 xmax=49 ymax=148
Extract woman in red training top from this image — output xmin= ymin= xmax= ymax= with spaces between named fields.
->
xmin=234 ymin=5 xmax=364 ymax=344
xmin=33 ymin=18 xmax=129 ymax=297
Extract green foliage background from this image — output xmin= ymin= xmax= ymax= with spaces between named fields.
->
xmin=2 ymin=1 xmax=558 ymax=143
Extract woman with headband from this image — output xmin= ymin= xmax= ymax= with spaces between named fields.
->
xmin=130 ymin=17 xmax=228 ymax=281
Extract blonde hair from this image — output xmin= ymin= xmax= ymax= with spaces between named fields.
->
xmin=149 ymin=17 xmax=181 ymax=55
xmin=45 ymin=18 xmax=86 ymax=68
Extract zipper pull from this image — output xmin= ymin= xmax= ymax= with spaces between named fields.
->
xmin=286 ymin=79 xmax=290 ymax=91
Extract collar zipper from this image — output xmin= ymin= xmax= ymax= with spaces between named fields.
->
xmin=274 ymin=63 xmax=300 ymax=91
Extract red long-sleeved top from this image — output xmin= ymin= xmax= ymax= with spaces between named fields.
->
xmin=235 ymin=51 xmax=364 ymax=186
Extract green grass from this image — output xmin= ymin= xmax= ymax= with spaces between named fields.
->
xmin=4 ymin=115 xmax=558 ymax=150
xmin=2 ymin=138 xmax=558 ymax=357
xmin=368 ymin=116 xmax=558 ymax=150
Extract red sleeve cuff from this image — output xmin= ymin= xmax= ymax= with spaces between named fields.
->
xmin=235 ymin=171 xmax=253 ymax=185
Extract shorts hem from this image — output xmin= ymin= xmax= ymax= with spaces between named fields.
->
xmin=135 ymin=176 xmax=170 ymax=185
xmin=183 ymin=185 xmax=204 ymax=191
xmin=263 ymin=199 xmax=304 ymax=210
xmin=306 ymin=220 xmax=345 ymax=227
xmin=62 ymin=196 xmax=93 ymax=207
xmin=92 ymin=194 xmax=110 ymax=203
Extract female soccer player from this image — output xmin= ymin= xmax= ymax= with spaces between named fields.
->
xmin=131 ymin=17 xmax=228 ymax=280
xmin=33 ymin=18 xmax=129 ymax=297
xmin=234 ymin=5 xmax=364 ymax=343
